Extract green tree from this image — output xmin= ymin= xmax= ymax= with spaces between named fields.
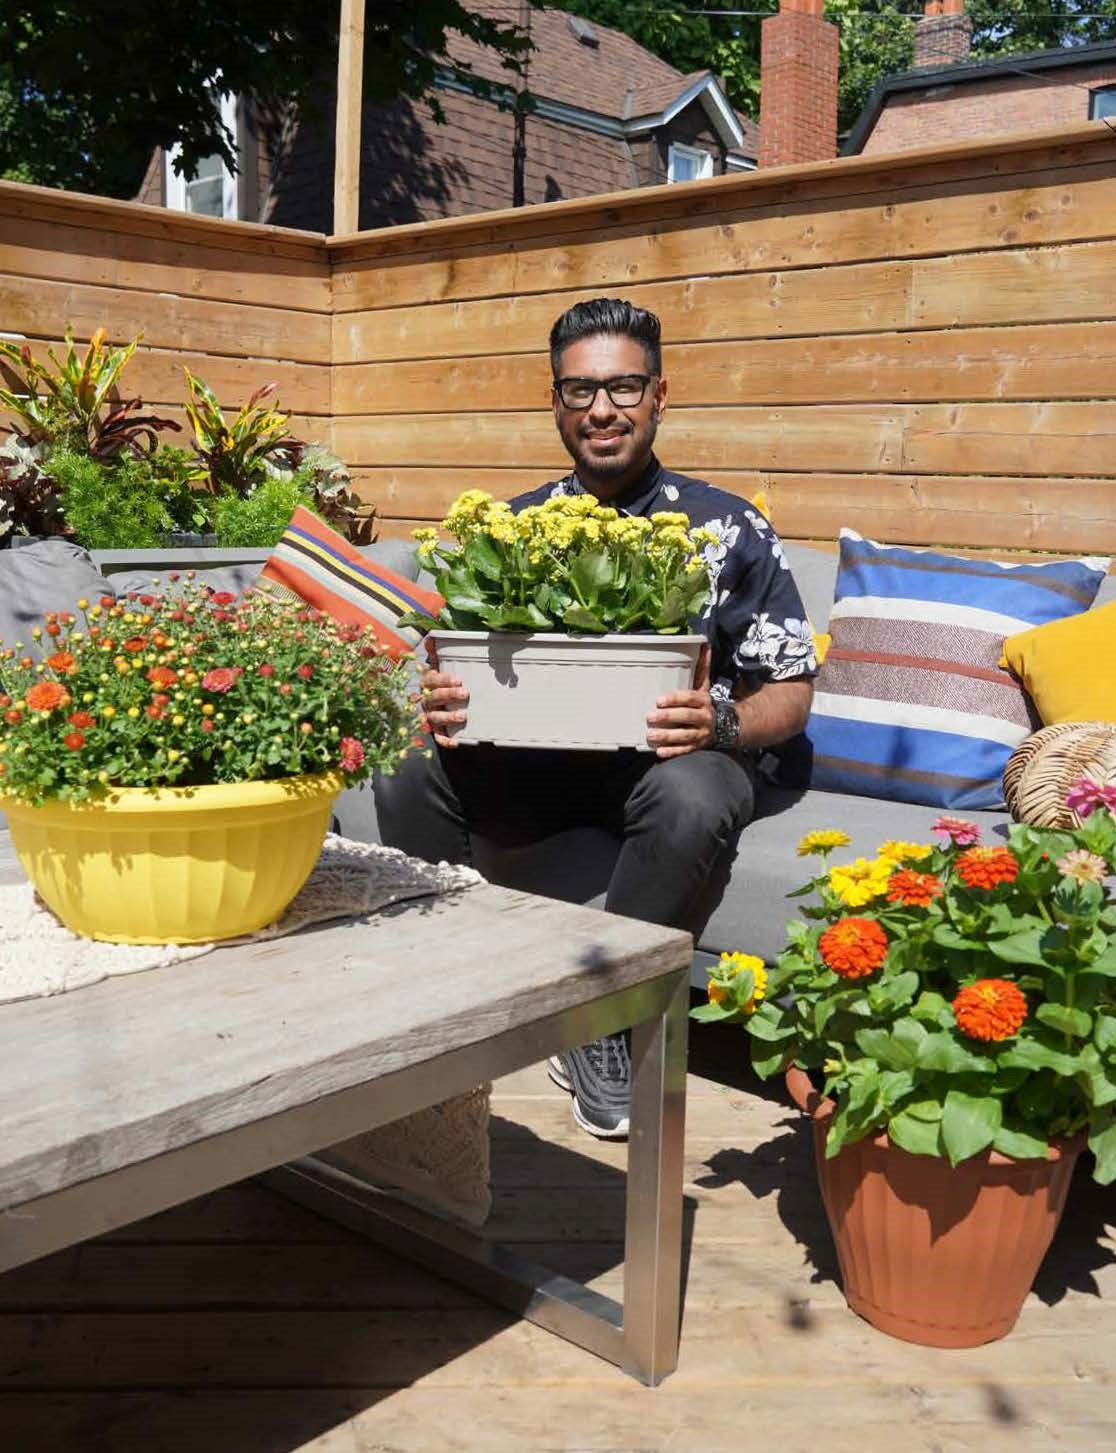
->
xmin=0 ymin=2 xmax=531 ymax=197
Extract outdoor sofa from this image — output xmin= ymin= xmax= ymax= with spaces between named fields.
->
xmin=3 ymin=536 xmax=1113 ymax=985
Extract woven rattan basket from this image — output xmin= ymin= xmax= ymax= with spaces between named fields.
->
xmin=1003 ymin=721 xmax=1116 ymax=829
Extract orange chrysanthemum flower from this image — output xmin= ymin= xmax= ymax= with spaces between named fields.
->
xmin=887 ymin=868 xmax=944 ymax=908
xmin=45 ymin=650 xmax=77 ymax=675
xmin=146 ymin=666 xmax=178 ymax=688
xmin=25 ymin=681 xmax=71 ymax=713
xmin=956 ymin=846 xmax=1020 ymax=891
xmin=818 ymin=917 xmax=889 ymax=979
xmin=952 ymin=979 xmax=1028 ymax=1042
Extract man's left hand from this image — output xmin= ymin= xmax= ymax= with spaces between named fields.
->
xmin=645 ymin=643 xmax=716 ymax=759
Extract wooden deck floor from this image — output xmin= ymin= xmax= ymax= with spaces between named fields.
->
xmin=1 ymin=1020 xmax=1113 ymax=1453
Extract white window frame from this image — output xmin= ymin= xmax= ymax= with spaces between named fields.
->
xmin=165 ymin=91 xmax=238 ymax=219
xmin=667 ymin=142 xmax=714 ymax=184
xmin=1091 ymin=86 xmax=1116 ymax=122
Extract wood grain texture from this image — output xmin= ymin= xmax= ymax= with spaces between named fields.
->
xmin=351 ymin=468 xmax=1116 ymax=554
xmin=329 ymin=162 xmax=1116 ymax=312
xmin=334 ymin=402 xmax=1116 ymax=477
xmin=0 ymin=883 xmax=687 ymax=1210
xmin=335 ymin=321 xmax=1116 ymax=413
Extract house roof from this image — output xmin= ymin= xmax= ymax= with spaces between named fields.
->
xmin=844 ymin=38 xmax=1116 ymax=155
xmin=446 ymin=4 xmax=756 ymax=158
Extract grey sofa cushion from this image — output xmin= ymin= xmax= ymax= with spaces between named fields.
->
xmin=0 ymin=539 xmax=108 ymax=650
xmin=783 ymin=542 xmax=838 ymax=631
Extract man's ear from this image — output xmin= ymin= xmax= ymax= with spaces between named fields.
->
xmin=652 ymin=375 xmax=668 ymax=423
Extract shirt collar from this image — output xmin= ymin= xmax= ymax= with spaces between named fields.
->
xmin=570 ymin=455 xmax=664 ymax=517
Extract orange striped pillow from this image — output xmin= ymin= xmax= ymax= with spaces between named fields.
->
xmin=259 ymin=508 xmax=442 ymax=660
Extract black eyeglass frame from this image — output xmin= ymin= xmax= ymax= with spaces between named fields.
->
xmin=552 ymin=373 xmax=656 ymax=410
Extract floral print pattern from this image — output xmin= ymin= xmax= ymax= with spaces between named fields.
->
xmin=516 ymin=457 xmax=817 ymax=698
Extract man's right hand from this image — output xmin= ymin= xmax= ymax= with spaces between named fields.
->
xmin=419 ymin=639 xmax=469 ymax=748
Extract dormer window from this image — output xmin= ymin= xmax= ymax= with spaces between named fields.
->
xmin=667 ymin=143 xmax=713 ymax=183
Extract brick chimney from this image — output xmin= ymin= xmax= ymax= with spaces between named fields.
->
xmin=759 ymin=0 xmax=839 ymax=168
xmin=913 ymin=0 xmax=972 ymax=69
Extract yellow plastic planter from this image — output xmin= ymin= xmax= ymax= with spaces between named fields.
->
xmin=1 ymin=772 xmax=344 ymax=945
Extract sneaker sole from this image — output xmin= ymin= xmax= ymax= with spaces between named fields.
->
xmin=548 ymin=1058 xmax=628 ymax=1139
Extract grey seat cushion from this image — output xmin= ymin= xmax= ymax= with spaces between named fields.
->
xmin=0 ymin=539 xmax=108 ymax=650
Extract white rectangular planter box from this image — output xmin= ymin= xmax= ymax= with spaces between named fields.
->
xmin=428 ymin=630 xmax=705 ymax=751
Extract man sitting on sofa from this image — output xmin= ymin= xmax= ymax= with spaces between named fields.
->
xmin=374 ymin=298 xmax=816 ymax=1139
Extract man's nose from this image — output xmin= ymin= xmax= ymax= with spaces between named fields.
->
xmin=587 ymin=385 xmax=618 ymax=423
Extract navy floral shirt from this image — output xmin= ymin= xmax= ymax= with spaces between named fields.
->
xmin=511 ymin=457 xmax=818 ymax=701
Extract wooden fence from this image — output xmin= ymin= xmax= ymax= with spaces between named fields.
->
xmin=3 ymin=120 xmax=1116 ymax=555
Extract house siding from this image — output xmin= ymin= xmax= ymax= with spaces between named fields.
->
xmin=863 ymin=64 xmax=1116 ymax=154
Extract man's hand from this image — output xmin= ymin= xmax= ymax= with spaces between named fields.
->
xmin=646 ymin=643 xmax=715 ymax=759
xmin=419 ymin=639 xmax=469 ymax=749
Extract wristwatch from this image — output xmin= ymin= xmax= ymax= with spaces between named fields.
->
xmin=712 ymin=697 xmax=742 ymax=752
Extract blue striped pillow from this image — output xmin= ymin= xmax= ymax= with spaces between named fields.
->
xmin=806 ymin=531 xmax=1109 ymax=809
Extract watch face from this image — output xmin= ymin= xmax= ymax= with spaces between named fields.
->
xmin=716 ymin=700 xmax=739 ymax=748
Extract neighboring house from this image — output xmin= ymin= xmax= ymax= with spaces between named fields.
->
xmin=137 ymin=5 xmax=756 ymax=230
xmin=844 ymin=9 xmax=1116 ymax=157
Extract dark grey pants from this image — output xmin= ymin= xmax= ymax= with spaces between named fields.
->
xmin=373 ymin=742 xmax=756 ymax=936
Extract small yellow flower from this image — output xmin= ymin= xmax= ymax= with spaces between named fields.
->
xmin=797 ymin=829 xmax=851 ymax=857
xmin=829 ymin=856 xmax=894 ymax=907
xmin=172 ymin=714 xmax=185 ymax=727
xmin=127 ymin=706 xmax=140 ymax=719
xmin=877 ymin=840 xmax=933 ymax=864
xmin=201 ymin=703 xmax=215 ymax=716
xmin=102 ymin=705 xmax=116 ymax=719
xmin=707 ymin=951 xmax=768 ymax=1014
xmin=167 ymin=749 xmax=181 ymax=763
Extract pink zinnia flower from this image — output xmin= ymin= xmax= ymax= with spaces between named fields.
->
xmin=1065 ymin=777 xmax=1116 ymax=820
xmin=1056 ymin=849 xmax=1108 ymax=884
xmin=931 ymin=815 xmax=982 ymax=847
xmin=201 ymin=666 xmax=242 ymax=694
xmin=339 ymin=736 xmax=365 ymax=773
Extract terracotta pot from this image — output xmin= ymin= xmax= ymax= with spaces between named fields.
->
xmin=786 ymin=1066 xmax=1082 ymax=1347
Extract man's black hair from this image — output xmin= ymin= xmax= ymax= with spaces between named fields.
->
xmin=549 ymin=297 xmax=662 ymax=377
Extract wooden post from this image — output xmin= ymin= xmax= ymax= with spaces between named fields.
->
xmin=333 ymin=0 xmax=365 ymax=236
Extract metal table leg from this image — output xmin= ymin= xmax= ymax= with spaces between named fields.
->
xmin=263 ymin=966 xmax=689 ymax=1385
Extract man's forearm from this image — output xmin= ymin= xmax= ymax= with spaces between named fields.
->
xmin=732 ymin=678 xmax=813 ymax=751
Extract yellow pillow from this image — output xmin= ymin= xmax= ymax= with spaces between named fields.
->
xmin=745 ymin=488 xmax=828 ymax=662
xmin=1002 ymin=600 xmax=1116 ymax=724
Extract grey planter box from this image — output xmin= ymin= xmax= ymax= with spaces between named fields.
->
xmin=429 ymin=630 xmax=705 ymax=751
xmin=91 ymin=546 xmax=269 ymax=579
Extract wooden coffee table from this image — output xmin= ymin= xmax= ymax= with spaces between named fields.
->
xmin=0 ymin=833 xmax=690 ymax=1384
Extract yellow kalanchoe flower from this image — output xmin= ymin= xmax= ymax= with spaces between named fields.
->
xmin=829 ymin=856 xmax=895 ymax=907
xmin=797 ymin=829 xmax=851 ymax=856
xmin=877 ymin=839 xmax=933 ymax=864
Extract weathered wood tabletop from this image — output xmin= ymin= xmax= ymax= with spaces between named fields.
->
xmin=0 ymin=828 xmax=692 ymax=1381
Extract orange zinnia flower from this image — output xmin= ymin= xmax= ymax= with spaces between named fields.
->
xmin=818 ymin=918 xmax=889 ymax=979
xmin=45 ymin=650 xmax=77 ymax=675
xmin=952 ymin=979 xmax=1027 ymax=1042
xmin=887 ymin=868 xmax=944 ymax=908
xmin=25 ymin=681 xmax=71 ymax=713
xmin=956 ymin=846 xmax=1020 ymax=891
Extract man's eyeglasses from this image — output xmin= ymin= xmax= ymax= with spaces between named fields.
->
xmin=553 ymin=374 xmax=654 ymax=410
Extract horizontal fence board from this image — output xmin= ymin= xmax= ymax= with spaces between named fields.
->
xmin=330 ymin=127 xmax=1116 ymax=265
xmin=335 ymin=320 xmax=1116 ymax=413
xmin=0 ymin=273 xmax=330 ymax=365
xmin=0 ymin=216 xmax=329 ymax=314
xmin=332 ymin=161 xmax=1116 ymax=312
xmin=355 ymin=468 xmax=1116 ymax=554
xmin=14 ymin=339 xmax=330 ymax=417
xmin=336 ymin=402 xmax=1116 ymax=477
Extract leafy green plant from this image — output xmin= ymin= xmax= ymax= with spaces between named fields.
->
xmin=212 ymin=472 xmax=316 ymax=548
xmin=696 ymin=798 xmax=1116 ymax=1183
xmin=182 ymin=369 xmax=294 ymax=496
xmin=0 ymin=328 xmax=177 ymax=459
xmin=405 ymin=490 xmax=712 ymax=634
xmin=0 ymin=581 xmax=420 ymax=802
xmin=269 ymin=441 xmax=377 ymax=544
xmin=48 ymin=447 xmax=171 ymax=550
xmin=152 ymin=445 xmax=212 ymax=535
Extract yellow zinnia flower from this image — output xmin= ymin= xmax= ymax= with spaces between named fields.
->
xmin=707 ymin=951 xmax=768 ymax=1014
xmin=828 ymin=856 xmax=894 ymax=907
xmin=877 ymin=839 xmax=933 ymax=864
xmin=797 ymin=829 xmax=851 ymax=857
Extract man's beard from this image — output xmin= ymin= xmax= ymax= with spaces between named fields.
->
xmin=569 ymin=416 xmax=658 ymax=480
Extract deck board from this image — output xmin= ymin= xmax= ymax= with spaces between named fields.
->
xmin=0 ymin=1022 xmax=1112 ymax=1451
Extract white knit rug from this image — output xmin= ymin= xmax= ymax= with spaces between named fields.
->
xmin=0 ymin=835 xmax=493 ymax=1225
